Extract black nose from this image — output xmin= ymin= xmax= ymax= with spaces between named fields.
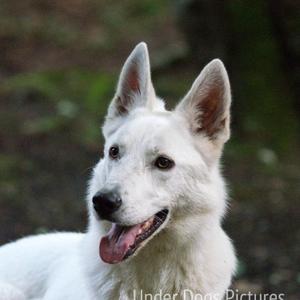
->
xmin=92 ymin=189 xmax=122 ymax=220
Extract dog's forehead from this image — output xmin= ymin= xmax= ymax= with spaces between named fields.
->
xmin=113 ymin=112 xmax=185 ymax=150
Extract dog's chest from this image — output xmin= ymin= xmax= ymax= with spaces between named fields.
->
xmin=105 ymin=258 xmax=201 ymax=299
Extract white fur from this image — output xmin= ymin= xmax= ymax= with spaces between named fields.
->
xmin=0 ymin=42 xmax=236 ymax=300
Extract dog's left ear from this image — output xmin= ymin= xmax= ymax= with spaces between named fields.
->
xmin=175 ymin=59 xmax=231 ymax=146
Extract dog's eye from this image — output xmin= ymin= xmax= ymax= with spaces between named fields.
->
xmin=154 ymin=156 xmax=174 ymax=170
xmin=109 ymin=146 xmax=119 ymax=159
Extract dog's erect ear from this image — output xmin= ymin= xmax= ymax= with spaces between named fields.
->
xmin=107 ymin=42 xmax=155 ymax=118
xmin=175 ymin=59 xmax=231 ymax=144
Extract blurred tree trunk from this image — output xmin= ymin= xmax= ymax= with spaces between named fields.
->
xmin=176 ymin=0 xmax=229 ymax=66
xmin=268 ymin=0 xmax=300 ymax=117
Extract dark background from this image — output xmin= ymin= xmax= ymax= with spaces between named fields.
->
xmin=0 ymin=0 xmax=299 ymax=298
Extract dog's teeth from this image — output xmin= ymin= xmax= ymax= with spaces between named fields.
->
xmin=142 ymin=219 xmax=153 ymax=230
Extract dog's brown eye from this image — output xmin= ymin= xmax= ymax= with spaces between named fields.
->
xmin=154 ymin=156 xmax=174 ymax=170
xmin=109 ymin=146 xmax=119 ymax=159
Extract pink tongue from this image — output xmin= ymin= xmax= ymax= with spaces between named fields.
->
xmin=100 ymin=223 xmax=141 ymax=264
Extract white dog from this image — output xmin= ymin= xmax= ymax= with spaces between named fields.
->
xmin=0 ymin=42 xmax=236 ymax=300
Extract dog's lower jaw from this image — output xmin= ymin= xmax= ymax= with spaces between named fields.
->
xmin=82 ymin=221 xmax=236 ymax=300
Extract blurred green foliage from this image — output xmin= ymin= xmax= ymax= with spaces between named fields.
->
xmin=2 ymin=71 xmax=115 ymax=146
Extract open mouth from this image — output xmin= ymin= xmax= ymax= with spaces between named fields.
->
xmin=99 ymin=209 xmax=169 ymax=264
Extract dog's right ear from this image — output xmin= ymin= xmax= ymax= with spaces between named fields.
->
xmin=103 ymin=42 xmax=155 ymax=137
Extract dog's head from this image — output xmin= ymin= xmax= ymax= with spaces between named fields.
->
xmin=88 ymin=43 xmax=231 ymax=264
